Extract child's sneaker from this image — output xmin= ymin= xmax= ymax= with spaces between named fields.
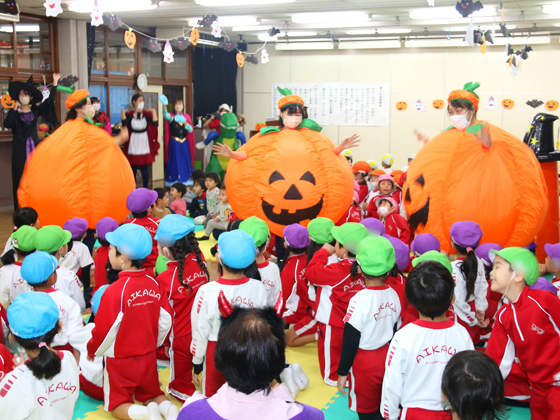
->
xmin=280 ymin=367 xmax=299 ymax=398
xmin=147 ymin=402 xmax=164 ymax=420
xmin=165 ymin=404 xmax=179 ymax=420
xmin=290 ymin=363 xmax=309 ymax=391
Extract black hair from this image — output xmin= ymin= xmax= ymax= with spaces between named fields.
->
xmin=105 ymin=259 xmax=120 ymax=284
xmin=191 ymin=169 xmax=205 ymax=181
xmin=65 ymin=97 xmax=88 ymax=121
xmin=244 ymin=261 xmax=261 ymax=281
xmin=131 ymin=210 xmax=149 ymax=218
xmin=98 ymin=238 xmax=110 ymax=247
xmin=131 ymin=93 xmax=144 ymax=105
xmin=215 ymin=306 xmax=286 ymax=395
xmin=167 ymin=233 xmax=209 ymax=294
xmin=193 ymin=178 xmax=207 ymax=191
xmin=406 ymin=260 xmax=455 ymax=320
xmin=221 ymin=261 xmax=247 ymax=275
xmin=30 ymin=278 xmax=50 ymax=288
xmin=1 ymin=247 xmax=35 ymax=266
xmin=349 ymin=260 xmax=391 ymax=280
xmin=279 ymin=245 xmax=308 ymax=272
xmin=483 ymin=264 xmax=492 ymax=280
xmin=278 ymin=104 xmax=308 ymax=128
xmin=448 ymin=99 xmax=475 ymax=113
xmin=389 ymin=263 xmax=403 ymax=279
xmin=307 ymin=239 xmax=336 ymax=263
xmin=174 ymin=99 xmax=184 ymax=105
xmin=171 ymin=183 xmax=187 ymax=198
xmin=13 ymin=207 xmax=38 ymax=230
xmin=115 ymin=249 xmax=146 ymax=269
xmin=442 ymin=351 xmax=506 ymax=420
xmin=154 ymin=187 xmax=167 ymax=201
xmin=454 ymin=242 xmax=479 ymax=301
xmin=13 ymin=324 xmax=61 ymax=380
xmin=205 ymin=172 xmax=222 ymax=189
xmin=227 ymin=219 xmax=243 ymax=231
xmin=90 ymin=97 xmax=100 ymax=104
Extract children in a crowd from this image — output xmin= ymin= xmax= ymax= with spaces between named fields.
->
xmin=87 ymin=223 xmax=176 ymax=420
xmin=383 ymin=235 xmax=410 ymax=287
xmin=204 ymin=172 xmax=221 ymax=226
xmin=381 ymin=154 xmax=394 ymax=174
xmin=337 ymin=192 xmax=363 ymax=225
xmin=486 ymin=247 xmax=560 ymax=419
xmin=155 ymin=215 xmax=209 ymax=402
xmin=188 ymin=178 xmax=207 ymax=222
xmin=449 ymin=221 xmax=489 ymax=344
xmin=410 ymin=233 xmax=440 ymax=257
xmin=364 ymin=169 xmax=386 ymax=209
xmin=199 ymin=188 xmax=231 ymax=241
xmin=544 ymin=243 xmax=560 ymax=295
xmin=377 ymin=197 xmax=411 ymax=245
xmin=475 ymin=243 xmax=504 ymax=323
xmin=280 ymin=224 xmax=309 ymax=306
xmin=0 ymin=292 xmax=80 ymax=419
xmin=352 ymin=161 xmax=371 ymax=205
xmin=169 ymin=183 xmax=187 ymax=216
xmin=367 ymin=174 xmax=402 ymax=219
xmin=1 ymin=207 xmax=40 ymax=258
xmin=381 ymin=260 xmax=474 ymax=419
xmin=152 ymin=187 xmax=172 ymax=219
xmin=339 ymin=236 xmax=402 ymax=420
xmin=93 ymin=217 xmax=119 ymax=292
xmin=124 ymin=188 xmax=161 ymax=274
xmin=61 ymin=217 xmax=94 ymax=288
xmin=306 ymin=222 xmax=368 ymax=386
xmin=441 ymin=351 xmax=506 ymax=420
xmin=360 ymin=218 xmax=385 ymax=236
xmin=307 ymin=217 xmax=337 ymax=266
xmin=191 ymin=230 xmax=267 ymax=397
xmin=0 ymin=226 xmax=36 ymax=308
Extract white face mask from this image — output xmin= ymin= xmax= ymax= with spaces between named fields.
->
xmin=85 ymin=105 xmax=96 ymax=119
xmin=369 ymin=181 xmax=378 ymax=191
xmin=136 ymin=102 xmax=145 ymax=110
xmin=92 ymin=103 xmax=101 ymax=111
xmin=378 ymin=207 xmax=390 ymax=218
xmin=20 ymin=96 xmax=30 ymax=105
xmin=450 ymin=112 xmax=472 ymax=131
xmin=283 ymin=115 xmax=302 ymax=129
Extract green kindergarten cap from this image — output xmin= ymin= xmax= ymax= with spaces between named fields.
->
xmin=239 ymin=216 xmax=270 ymax=247
xmin=34 ymin=226 xmax=72 ymax=253
xmin=356 ymin=236 xmax=395 ymax=277
xmin=308 ymin=217 xmax=335 ymax=244
xmin=10 ymin=226 xmax=37 ymax=252
xmin=331 ymin=223 xmax=368 ymax=255
xmin=412 ymin=250 xmax=453 ymax=274
xmin=489 ymin=247 xmax=539 ymax=285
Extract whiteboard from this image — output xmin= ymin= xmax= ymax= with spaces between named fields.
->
xmin=271 ymin=82 xmax=391 ymax=126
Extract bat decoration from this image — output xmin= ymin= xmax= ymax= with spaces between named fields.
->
xmin=516 ymin=44 xmax=532 ymax=60
xmin=198 ymin=14 xmax=218 ymax=28
xmin=269 ymin=27 xmax=281 ymax=37
xmin=58 ymin=75 xmax=79 ymax=87
xmin=245 ymin=54 xmax=259 ymax=65
xmin=170 ymin=37 xmax=190 ymax=51
xmin=4 ymin=0 xmax=18 ymax=15
xmin=484 ymin=30 xmax=494 ymax=44
xmin=141 ymin=38 xmax=162 ymax=53
xmin=526 ymin=100 xmax=544 ymax=109
xmin=506 ymin=43 xmax=514 ymax=56
xmin=219 ymin=39 xmax=238 ymax=52
xmin=455 ymin=0 xmax=484 ymax=18
xmin=104 ymin=14 xmax=123 ymax=31
xmin=500 ymin=23 xmax=511 ymax=38
xmin=473 ymin=29 xmax=484 ymax=45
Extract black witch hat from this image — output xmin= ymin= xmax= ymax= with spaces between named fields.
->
xmin=8 ymin=76 xmax=43 ymax=105
xmin=523 ymin=113 xmax=560 ymax=162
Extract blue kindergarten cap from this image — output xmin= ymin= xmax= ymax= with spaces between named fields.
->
xmin=8 ymin=292 xmax=59 ymax=339
xmin=154 ymin=214 xmax=195 ymax=246
xmin=217 ymin=230 xmax=256 ymax=270
xmin=106 ymin=224 xmax=152 ymax=260
xmin=21 ymin=251 xmax=59 ymax=285
xmin=91 ymin=285 xmax=109 ymax=315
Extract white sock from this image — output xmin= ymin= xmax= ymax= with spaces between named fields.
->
xmin=128 ymin=404 xmax=149 ymax=420
xmin=158 ymin=400 xmax=172 ymax=417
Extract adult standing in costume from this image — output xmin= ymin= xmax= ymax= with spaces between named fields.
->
xmin=5 ymin=73 xmax=61 ymax=209
xmin=159 ymin=95 xmax=195 ymax=186
xmin=203 ymin=103 xmax=246 ymax=134
xmin=403 ymin=82 xmax=547 ymax=253
xmin=121 ymin=93 xmax=159 ymax=188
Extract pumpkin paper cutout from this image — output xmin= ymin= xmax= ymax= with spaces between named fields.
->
xmin=526 ymin=100 xmax=544 ymax=109
xmin=225 ymin=128 xmax=354 ymax=237
xmin=91 ymin=0 xmax=103 ymax=27
xmin=1 ymin=94 xmax=14 ymax=109
xmin=484 ymin=96 xmax=497 ymax=110
xmin=502 ymin=99 xmax=514 ymax=109
xmin=104 ymin=14 xmax=123 ymax=31
xmin=414 ymin=100 xmax=426 ymax=113
xmin=403 ymin=121 xmax=547 ymax=253
xmin=261 ymin=47 xmax=269 ymax=64
xmin=141 ymin=38 xmax=162 ymax=53
xmin=396 ymin=101 xmax=407 ymax=111
xmin=124 ymin=30 xmax=136 ymax=50
xmin=190 ymin=29 xmax=200 ymax=46
xmin=43 ymin=0 xmax=62 ymax=17
xmin=433 ymin=100 xmax=444 ymax=110
xmin=170 ymin=37 xmax=190 ymax=51
xmin=4 ymin=0 xmax=18 ymax=15
xmin=18 ymin=119 xmax=136 ymax=229
xmin=163 ymin=40 xmax=174 ymax=64
xmin=236 ymin=53 xmax=245 ymax=68
xmin=546 ymin=100 xmax=559 ymax=111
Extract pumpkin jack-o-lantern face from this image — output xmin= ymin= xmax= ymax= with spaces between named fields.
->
xmin=404 ymin=174 xmax=429 ymax=229
xmin=1 ymin=94 xmax=14 ymax=109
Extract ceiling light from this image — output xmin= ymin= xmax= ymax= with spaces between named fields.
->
xmin=258 ymin=33 xmax=278 ymax=41
xmin=345 ymin=28 xmax=412 ymax=35
xmin=197 ymin=39 xmax=220 ymax=46
xmin=291 ymin=12 xmax=370 ymax=24
xmin=427 ymin=0 xmax=435 ymax=5
xmin=196 ymin=0 xmax=294 ymax=4
xmin=339 ymin=40 xmax=401 ymax=49
xmin=275 ymin=41 xmax=334 ymax=50
xmin=286 ymin=31 xmax=317 ymax=37
xmin=232 ymin=25 xmax=270 ymax=31
xmin=543 ymin=4 xmax=560 ymax=13
xmin=0 ymin=24 xmax=40 ymax=32
xmin=450 ymin=25 xmax=515 ymax=31
xmin=67 ymin=0 xmax=157 ymax=13
xmin=217 ymin=16 xmax=258 ymax=26
xmin=409 ymin=6 xmax=496 ymax=19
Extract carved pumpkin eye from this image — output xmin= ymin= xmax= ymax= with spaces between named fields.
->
xmin=415 ymin=174 xmax=425 ymax=187
xmin=269 ymin=170 xmax=285 ymax=184
xmin=300 ymin=171 xmax=316 ymax=185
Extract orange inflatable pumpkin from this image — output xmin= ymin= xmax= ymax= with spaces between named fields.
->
xmin=403 ymin=122 xmax=547 ymax=253
xmin=225 ymin=128 xmax=353 ymax=237
xmin=18 ymin=119 xmax=136 ymax=229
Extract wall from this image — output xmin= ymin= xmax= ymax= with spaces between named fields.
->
xmin=243 ymin=40 xmax=560 ymax=170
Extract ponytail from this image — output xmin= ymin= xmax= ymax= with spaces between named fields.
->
xmin=14 ymin=324 xmax=61 ymax=380
xmin=455 ymin=243 xmax=479 ymax=300
xmin=350 ymin=260 xmax=360 ymax=277
xmin=1 ymin=248 xmax=34 ymax=266
xmin=389 ymin=263 xmax=399 ymax=278
xmin=168 ymin=233 xmax=209 ymax=294
xmin=279 ymin=245 xmax=308 ymax=272
xmin=244 ymin=260 xmax=261 ymax=281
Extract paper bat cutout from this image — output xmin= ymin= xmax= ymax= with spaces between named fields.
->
xmin=500 ymin=23 xmax=511 ymax=38
xmin=526 ymin=100 xmax=544 ymax=109
xmin=473 ymin=29 xmax=484 ymax=45
xmin=484 ymin=30 xmax=493 ymax=44
xmin=245 ymin=54 xmax=259 ymax=65
xmin=506 ymin=43 xmax=514 ymax=56
xmin=198 ymin=14 xmax=218 ymax=28
xmin=456 ymin=0 xmax=484 ymax=18
xmin=104 ymin=14 xmax=123 ymax=31
xmin=58 ymin=75 xmax=79 ymax=87
xmin=141 ymin=38 xmax=162 ymax=53
xmin=4 ymin=0 xmax=18 ymax=15
xmin=269 ymin=27 xmax=281 ymax=37
xmin=219 ymin=39 xmax=238 ymax=52
xmin=170 ymin=37 xmax=190 ymax=51
xmin=516 ymin=45 xmax=532 ymax=60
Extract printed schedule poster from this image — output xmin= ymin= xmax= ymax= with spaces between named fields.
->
xmin=271 ymin=82 xmax=391 ymax=127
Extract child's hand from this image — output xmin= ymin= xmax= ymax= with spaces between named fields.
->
xmin=213 ymin=217 xmax=219 ymax=222
xmin=212 ymin=213 xmax=218 ymax=219
xmin=322 ymin=243 xmax=336 ymax=255
xmin=337 ymin=375 xmax=347 ymax=395
xmin=476 ymin=318 xmax=490 ymax=329
xmin=86 ymin=355 xmax=95 ymax=362
xmin=475 ymin=310 xmax=485 ymax=322
xmin=339 ymin=134 xmax=361 ymax=150
xmin=13 ymin=350 xmax=26 ymax=368
xmin=192 ymin=371 xmax=202 ymax=386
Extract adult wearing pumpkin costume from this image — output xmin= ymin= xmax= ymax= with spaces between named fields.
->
xmin=215 ymin=87 xmax=360 ymax=238
xmin=403 ymin=82 xmax=547 ymax=253
xmin=18 ymin=89 xmax=135 ymax=231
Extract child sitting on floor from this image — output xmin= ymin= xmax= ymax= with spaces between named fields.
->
xmin=188 ymin=178 xmax=207 ymax=223
xmin=152 ymin=188 xmax=172 ymax=219
xmin=169 ymin=183 xmax=187 ymax=216
xmin=376 ymin=197 xmax=411 ymax=245
xmin=199 ymin=188 xmax=231 ymax=241
xmin=61 ymin=218 xmax=94 ymax=293
xmin=93 ymin=217 xmax=119 ymax=293
xmin=1 ymin=207 xmax=40 ymax=260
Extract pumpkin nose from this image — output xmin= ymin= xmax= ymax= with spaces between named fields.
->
xmin=284 ymin=184 xmax=303 ymax=200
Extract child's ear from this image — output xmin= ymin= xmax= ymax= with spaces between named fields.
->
xmin=451 ymin=293 xmax=456 ymax=305
xmin=513 ymin=272 xmax=526 ymax=284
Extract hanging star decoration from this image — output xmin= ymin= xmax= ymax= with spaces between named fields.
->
xmin=170 ymin=37 xmax=190 ymax=51
xmin=91 ymin=0 xmax=103 ymax=27
xmin=211 ymin=21 xmax=222 ymax=38
xmin=104 ymin=14 xmax=123 ymax=31
xmin=261 ymin=47 xmax=269 ymax=64
xmin=198 ymin=14 xmax=218 ymax=28
xmin=141 ymin=38 xmax=162 ymax=53
xmin=219 ymin=39 xmax=238 ymax=52
xmin=162 ymin=40 xmax=174 ymax=63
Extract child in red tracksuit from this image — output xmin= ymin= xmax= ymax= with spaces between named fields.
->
xmin=306 ymin=222 xmax=368 ymax=386
xmin=377 ymin=197 xmax=411 ymax=245
xmin=486 ymin=247 xmax=560 ymax=420
xmin=352 ymin=161 xmax=371 ymax=205
xmin=123 ymin=188 xmax=161 ymax=275
xmin=155 ymin=215 xmax=209 ymax=402
xmin=280 ymin=224 xmax=309 ymax=303
xmin=367 ymin=174 xmax=402 ymax=219
xmin=93 ymin=217 xmax=118 ymax=292
xmin=87 ymin=224 xmax=176 ymax=420
xmin=336 ymin=191 xmax=362 ymax=226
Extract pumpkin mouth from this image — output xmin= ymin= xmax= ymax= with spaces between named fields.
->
xmin=409 ymin=197 xmax=430 ymax=229
xmin=261 ymin=196 xmax=323 ymax=226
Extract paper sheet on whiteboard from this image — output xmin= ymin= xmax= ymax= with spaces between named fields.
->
xmin=271 ymin=82 xmax=391 ymax=126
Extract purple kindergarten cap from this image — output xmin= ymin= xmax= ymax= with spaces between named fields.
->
xmin=544 ymin=243 xmax=560 ymax=261
xmin=360 ymin=218 xmax=386 ymax=236
xmin=475 ymin=243 xmax=503 ymax=267
xmin=530 ymin=277 xmax=558 ymax=295
xmin=382 ymin=234 xmax=410 ymax=271
xmin=411 ymin=233 xmax=441 ymax=256
xmin=96 ymin=217 xmax=119 ymax=242
xmin=450 ymin=221 xmax=483 ymax=248
xmin=283 ymin=224 xmax=310 ymax=249
xmin=63 ymin=217 xmax=88 ymax=240
xmin=126 ymin=188 xmax=158 ymax=213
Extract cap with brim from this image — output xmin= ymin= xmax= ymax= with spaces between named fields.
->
xmin=378 ymin=174 xmax=395 ymax=186
xmin=10 ymin=225 xmax=37 ymax=252
xmin=376 ymin=196 xmax=398 ymax=209
xmin=218 ymin=103 xmax=231 ymax=112
xmin=370 ymin=169 xmax=386 ymax=177
xmin=92 ymin=285 xmax=109 ymax=315
xmin=352 ymin=161 xmax=371 ymax=174
xmin=239 ymin=216 xmax=270 ymax=248
xmin=382 ymin=154 xmax=394 ymax=166
xmin=127 ymin=188 xmax=159 ymax=213
xmin=331 ymin=223 xmax=368 ymax=255
xmin=360 ymin=218 xmax=385 ymax=236
xmin=412 ymin=250 xmax=453 ymax=274
xmin=545 ymin=243 xmax=560 ymax=261
xmin=383 ymin=234 xmax=410 ymax=271
xmin=450 ymin=221 xmax=483 ymax=248
xmin=106 ymin=224 xmax=152 ymax=260
xmin=217 ymin=230 xmax=256 ymax=270
xmin=308 ymin=217 xmax=335 ymax=245
xmin=411 ymin=233 xmax=441 ymax=256
xmin=63 ymin=217 xmax=88 ymax=240
xmin=8 ymin=292 xmax=59 ymax=339
xmin=356 ymin=236 xmax=395 ymax=277
xmin=65 ymin=89 xmax=90 ymax=110
xmin=367 ymin=160 xmax=378 ymax=170
xmin=489 ymin=247 xmax=539 ymax=285
xmin=9 ymin=76 xmax=42 ymax=105
xmin=35 ymin=225 xmax=72 ymax=253
xmin=283 ymin=224 xmax=310 ymax=248
xmin=21 ymin=251 xmax=59 ymax=285
xmin=96 ymin=217 xmax=119 ymax=242
xmin=475 ymin=243 xmax=503 ymax=267
xmin=154 ymin=214 xmax=195 ymax=247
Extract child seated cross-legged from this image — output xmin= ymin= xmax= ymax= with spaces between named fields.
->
xmin=169 ymin=183 xmax=187 ymax=216
xmin=61 ymin=217 xmax=94 ymax=289
xmin=93 ymin=217 xmax=119 ymax=293
xmin=152 ymin=188 xmax=172 ymax=219
xmin=1 ymin=207 xmax=40 ymax=260
xmin=199 ymin=188 xmax=231 ymax=241
xmin=187 ymin=178 xmax=207 ymax=222
xmin=381 ymin=259 xmax=474 ymax=420
xmin=87 ymin=224 xmax=176 ymax=420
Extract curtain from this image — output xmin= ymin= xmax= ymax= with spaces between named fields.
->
xmin=86 ymin=23 xmax=96 ymax=86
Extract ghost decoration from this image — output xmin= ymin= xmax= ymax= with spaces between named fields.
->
xmin=163 ymin=40 xmax=174 ymax=64
xmin=414 ymin=100 xmax=426 ymax=113
xmin=484 ymin=96 xmax=497 ymax=111
xmin=261 ymin=47 xmax=269 ymax=64
xmin=44 ymin=0 xmax=62 ymax=17
xmin=211 ymin=21 xmax=222 ymax=38
xmin=42 ymin=86 xmax=50 ymax=103
xmin=104 ymin=14 xmax=123 ymax=31
xmin=170 ymin=37 xmax=190 ymax=51
xmin=465 ymin=20 xmax=475 ymax=47
xmin=4 ymin=0 xmax=18 ymax=15
xmin=141 ymin=38 xmax=162 ymax=53
xmin=90 ymin=0 xmax=103 ymax=27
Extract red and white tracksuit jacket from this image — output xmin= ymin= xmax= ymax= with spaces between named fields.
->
xmin=280 ymin=254 xmax=307 ymax=309
xmin=123 ymin=216 xmax=161 ymax=272
xmin=383 ymin=213 xmax=411 ymax=245
xmin=367 ymin=190 xmax=402 ymax=219
xmin=357 ymin=181 xmax=368 ymax=205
xmin=336 ymin=204 xmax=362 ymax=226
xmin=93 ymin=245 xmax=110 ymax=292
xmin=257 ymin=261 xmax=282 ymax=307
xmin=284 ymin=258 xmax=313 ymax=325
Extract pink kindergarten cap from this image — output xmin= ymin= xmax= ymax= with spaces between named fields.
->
xmin=378 ymin=174 xmax=394 ymax=185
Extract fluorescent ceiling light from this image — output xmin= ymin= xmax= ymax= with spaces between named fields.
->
xmin=345 ymin=28 xmax=411 ymax=35
xmin=275 ymin=42 xmax=334 ymax=50
xmin=188 ymin=16 xmax=257 ymax=26
xmin=196 ymin=0 xmax=294 ymax=4
xmin=232 ymin=25 xmax=270 ymax=31
xmin=339 ymin=40 xmax=401 ymax=49
xmin=292 ymin=12 xmax=370 ymax=24
xmin=197 ymin=39 xmax=220 ymax=46
xmin=258 ymin=34 xmax=278 ymax=41
xmin=543 ymin=4 xmax=560 ymax=13
xmin=405 ymin=35 xmax=550 ymax=48
xmin=67 ymin=0 xmax=157 ymax=13
xmin=450 ymin=25 xmax=515 ymax=31
xmin=0 ymin=24 xmax=40 ymax=32
xmin=409 ymin=6 xmax=496 ymax=19
xmin=287 ymin=31 xmax=317 ymax=36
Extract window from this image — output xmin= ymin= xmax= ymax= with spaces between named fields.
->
xmin=16 ymin=20 xmax=52 ymax=71
xmin=165 ymin=48 xmax=187 ymax=80
xmin=0 ymin=27 xmax=14 ymax=68
xmin=0 ymin=80 xmax=10 ymax=130
xmin=109 ymin=85 xmax=135 ymax=125
xmin=89 ymin=84 xmax=108 ymax=113
xmin=92 ymin=30 xmax=106 ymax=75
xmin=141 ymin=45 xmax=162 ymax=78
xmin=108 ymin=31 xmax=135 ymax=76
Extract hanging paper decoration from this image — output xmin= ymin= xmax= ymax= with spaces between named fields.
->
xmin=414 ymin=100 xmax=426 ymax=113
xmin=484 ymin=96 xmax=497 ymax=110
xmin=502 ymin=99 xmax=515 ymax=109
xmin=104 ymin=14 xmax=123 ymax=31
xmin=396 ymin=101 xmax=407 ymax=111
xmin=58 ymin=75 xmax=79 ymax=87
xmin=516 ymin=44 xmax=532 ymax=60
xmin=236 ymin=53 xmax=245 ymax=68
xmin=455 ymin=0 xmax=483 ymax=17
xmin=199 ymin=14 xmax=218 ymax=28
xmin=269 ymin=27 xmax=281 ymax=37
xmin=484 ymin=29 xmax=494 ymax=44
xmin=211 ymin=21 xmax=222 ymax=38
xmin=220 ymin=39 xmax=238 ymax=52
xmin=190 ymin=28 xmax=200 ymax=46
xmin=170 ymin=36 xmax=190 ymax=51
xmin=465 ymin=20 xmax=475 ymax=47
xmin=500 ymin=23 xmax=511 ymax=38
xmin=546 ymin=100 xmax=559 ymax=111
xmin=4 ymin=0 xmax=18 ymax=15
xmin=245 ymin=54 xmax=259 ymax=65
xmin=44 ymin=0 xmax=62 ymax=17
xmin=124 ymin=29 xmax=136 ymax=49
xmin=432 ymin=100 xmax=444 ymax=110
xmin=90 ymin=0 xmax=103 ymax=27
xmin=1 ymin=94 xmax=14 ymax=109
xmin=499 ymin=0 xmax=504 ymax=23
xmin=141 ymin=38 xmax=162 ymax=53
xmin=526 ymin=100 xmax=544 ymax=109
xmin=473 ymin=29 xmax=484 ymax=45
xmin=261 ymin=46 xmax=269 ymax=64
xmin=42 ymin=86 xmax=50 ymax=102
xmin=163 ymin=40 xmax=174 ymax=63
